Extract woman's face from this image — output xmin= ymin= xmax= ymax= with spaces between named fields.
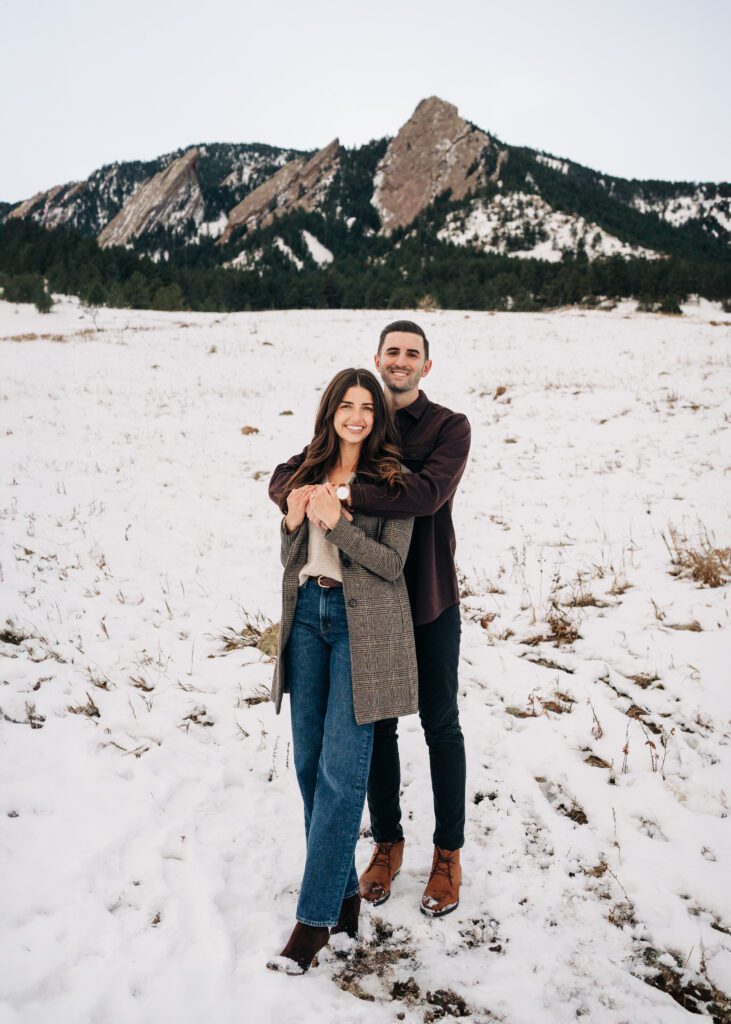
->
xmin=332 ymin=385 xmax=375 ymax=445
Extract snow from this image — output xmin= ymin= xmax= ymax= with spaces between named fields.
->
xmin=1 ymin=296 xmax=730 ymax=1023
xmin=535 ymin=154 xmax=570 ymax=175
xmin=439 ymin=193 xmax=660 ymax=261
xmin=370 ymin=167 xmax=386 ymax=222
xmin=220 ymin=151 xmax=294 ymax=189
xmin=198 ymin=213 xmax=229 ymax=240
xmin=224 ymin=246 xmax=264 ymax=271
xmin=273 ymin=236 xmax=304 ymax=270
xmin=631 ymin=190 xmax=731 ymax=234
xmin=301 ymin=230 xmax=333 ymax=266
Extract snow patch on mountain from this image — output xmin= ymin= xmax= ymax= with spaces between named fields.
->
xmin=224 ymin=247 xmax=263 ymax=271
xmin=439 ymin=194 xmax=660 ymax=261
xmin=631 ymin=190 xmax=731 ymax=234
xmin=274 ymin=237 xmax=303 ymax=269
xmin=302 ymin=230 xmax=333 ymax=266
xmin=219 ymin=149 xmax=297 ymax=189
xmin=536 ymin=154 xmax=570 ymax=175
xmin=198 ymin=213 xmax=229 ymax=240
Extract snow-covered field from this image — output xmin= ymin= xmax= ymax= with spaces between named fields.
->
xmin=1 ymin=297 xmax=730 ymax=1024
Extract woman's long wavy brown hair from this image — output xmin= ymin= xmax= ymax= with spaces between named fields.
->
xmin=276 ymin=368 xmax=403 ymax=513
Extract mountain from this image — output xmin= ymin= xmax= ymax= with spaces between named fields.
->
xmin=220 ymin=139 xmax=341 ymax=245
xmin=2 ymin=97 xmax=729 ymax=312
xmin=6 ymin=141 xmax=305 ymax=246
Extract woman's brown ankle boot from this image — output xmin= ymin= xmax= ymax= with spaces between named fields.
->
xmin=331 ymin=892 xmax=361 ymax=939
xmin=266 ymin=922 xmax=330 ymax=975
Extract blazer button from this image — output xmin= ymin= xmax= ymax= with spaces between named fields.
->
xmin=341 ymin=556 xmax=352 ymax=568
xmin=348 ymin=598 xmax=357 ymax=607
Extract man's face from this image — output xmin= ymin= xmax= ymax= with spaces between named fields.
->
xmin=375 ymin=331 xmax=432 ymax=394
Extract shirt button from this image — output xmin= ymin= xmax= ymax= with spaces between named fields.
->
xmin=348 ymin=598 xmax=357 ymax=607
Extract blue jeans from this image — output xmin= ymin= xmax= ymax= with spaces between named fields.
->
xmin=286 ymin=578 xmax=374 ymax=927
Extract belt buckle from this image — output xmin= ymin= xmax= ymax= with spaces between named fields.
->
xmin=316 ymin=575 xmax=328 ymax=589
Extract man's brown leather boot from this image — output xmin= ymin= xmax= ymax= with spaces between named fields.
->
xmin=420 ymin=846 xmax=461 ymax=917
xmin=359 ymin=838 xmax=405 ymax=906
xmin=266 ymin=922 xmax=330 ymax=974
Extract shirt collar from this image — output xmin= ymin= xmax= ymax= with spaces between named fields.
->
xmin=397 ymin=389 xmax=429 ymax=421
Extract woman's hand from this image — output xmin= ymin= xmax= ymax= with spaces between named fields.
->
xmin=284 ymin=485 xmax=315 ymax=534
xmin=308 ymin=483 xmax=343 ymax=531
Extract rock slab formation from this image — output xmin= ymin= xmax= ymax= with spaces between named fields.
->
xmin=8 ymin=182 xmax=88 ymax=229
xmin=219 ymin=139 xmax=341 ymax=244
xmin=98 ymin=148 xmax=204 ymax=248
xmin=373 ymin=96 xmax=494 ymax=235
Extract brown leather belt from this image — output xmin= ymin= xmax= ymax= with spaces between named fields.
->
xmin=314 ymin=575 xmax=342 ymax=589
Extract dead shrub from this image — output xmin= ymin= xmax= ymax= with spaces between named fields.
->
xmin=566 ymin=570 xmax=611 ymax=608
xmin=217 ymin=612 xmax=277 ymax=656
xmin=0 ymin=626 xmax=29 ymax=645
xmin=625 ymin=672 xmax=661 ymax=689
xmin=662 ymin=524 xmax=731 ymax=588
xmin=546 ymin=605 xmax=581 ymax=646
xmin=237 ymin=684 xmax=271 ymax=708
xmin=584 ymin=754 xmax=612 ymax=769
xmin=67 ymin=692 xmax=100 ymax=718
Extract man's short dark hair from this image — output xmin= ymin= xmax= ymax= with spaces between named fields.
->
xmin=378 ymin=320 xmax=429 ymax=360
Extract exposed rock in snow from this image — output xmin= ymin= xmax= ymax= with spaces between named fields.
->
xmin=219 ymin=140 xmax=341 ymax=244
xmin=7 ymin=181 xmax=88 ymax=228
xmin=98 ymin=149 xmax=204 ymax=248
xmin=439 ymin=193 xmax=660 ymax=261
xmin=373 ymin=96 xmax=495 ymax=235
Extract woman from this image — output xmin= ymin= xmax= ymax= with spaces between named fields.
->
xmin=267 ymin=368 xmax=418 ymax=974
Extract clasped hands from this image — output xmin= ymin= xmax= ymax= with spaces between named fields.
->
xmin=284 ymin=483 xmax=353 ymax=534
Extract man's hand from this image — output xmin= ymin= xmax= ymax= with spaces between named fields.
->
xmin=309 ymin=483 xmax=343 ymax=531
xmin=284 ymin=485 xmax=315 ymax=534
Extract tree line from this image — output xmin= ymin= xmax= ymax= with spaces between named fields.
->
xmin=1 ymin=218 xmax=728 ymax=315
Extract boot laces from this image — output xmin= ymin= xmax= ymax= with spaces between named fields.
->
xmin=430 ymin=849 xmax=454 ymax=883
xmin=369 ymin=842 xmax=394 ymax=871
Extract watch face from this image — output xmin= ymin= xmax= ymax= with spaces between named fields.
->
xmin=336 ymin=484 xmax=350 ymax=501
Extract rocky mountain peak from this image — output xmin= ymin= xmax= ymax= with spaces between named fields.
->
xmin=7 ymin=182 xmax=88 ymax=229
xmin=219 ymin=139 xmax=341 ymax=245
xmin=98 ymin=147 xmax=204 ymax=248
xmin=373 ymin=96 xmax=494 ymax=235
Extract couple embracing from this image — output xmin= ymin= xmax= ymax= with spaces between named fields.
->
xmin=267 ymin=320 xmax=471 ymax=974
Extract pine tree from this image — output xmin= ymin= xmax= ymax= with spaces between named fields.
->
xmin=34 ymin=282 xmax=53 ymax=313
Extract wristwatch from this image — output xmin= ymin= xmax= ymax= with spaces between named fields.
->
xmin=335 ymin=484 xmax=351 ymax=503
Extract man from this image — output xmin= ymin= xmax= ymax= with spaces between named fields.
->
xmin=268 ymin=320 xmax=471 ymax=917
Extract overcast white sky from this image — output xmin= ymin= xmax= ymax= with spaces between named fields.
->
xmin=1 ymin=0 xmax=728 ymax=202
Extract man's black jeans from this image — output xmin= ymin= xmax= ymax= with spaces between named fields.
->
xmin=366 ymin=603 xmax=465 ymax=851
